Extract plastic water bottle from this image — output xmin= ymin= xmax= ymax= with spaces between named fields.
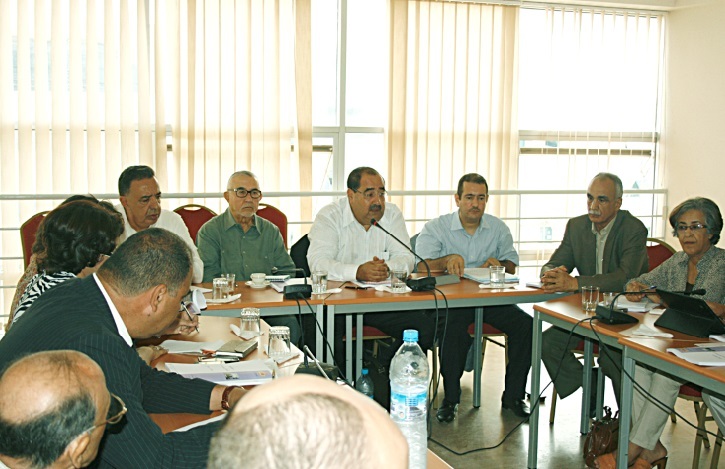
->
xmin=355 ymin=368 xmax=375 ymax=398
xmin=389 ymin=329 xmax=429 ymax=469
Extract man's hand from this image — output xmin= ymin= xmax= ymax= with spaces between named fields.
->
xmin=356 ymin=256 xmax=390 ymax=282
xmin=540 ymin=265 xmax=578 ymax=292
xmin=445 ymin=254 xmax=465 ymax=277
xmin=481 ymin=257 xmax=501 ymax=268
xmin=160 ymin=311 xmax=200 ymax=336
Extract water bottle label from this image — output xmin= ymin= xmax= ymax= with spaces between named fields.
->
xmin=390 ymin=391 xmax=427 ymax=421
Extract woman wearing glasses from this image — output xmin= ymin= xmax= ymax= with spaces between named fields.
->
xmin=595 ymin=197 xmax=725 ymax=469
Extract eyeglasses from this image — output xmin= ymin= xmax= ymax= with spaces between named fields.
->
xmin=354 ymin=189 xmax=387 ymax=201
xmin=181 ymin=300 xmax=201 ymax=316
xmin=228 ymin=188 xmax=262 ymax=199
xmin=675 ymin=223 xmax=708 ymax=234
xmin=81 ymin=393 xmax=127 ymax=435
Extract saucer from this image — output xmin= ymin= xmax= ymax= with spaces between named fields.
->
xmin=246 ymin=280 xmax=271 ymax=289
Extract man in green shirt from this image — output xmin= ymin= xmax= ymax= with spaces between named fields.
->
xmin=197 ymin=170 xmax=301 ymax=343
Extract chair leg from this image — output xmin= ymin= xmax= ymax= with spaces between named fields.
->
xmin=549 ymin=386 xmax=558 ymax=424
xmin=504 ymin=336 xmax=509 ymax=366
xmin=693 ymin=401 xmax=710 ymax=469
xmin=711 ymin=428 xmax=723 ymax=469
xmin=670 ymin=411 xmax=677 ymax=424
xmin=481 ymin=337 xmax=488 ymax=363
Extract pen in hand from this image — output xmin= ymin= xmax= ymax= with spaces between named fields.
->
xmin=182 ymin=302 xmax=200 ymax=333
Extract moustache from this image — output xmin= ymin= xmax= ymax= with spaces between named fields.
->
xmin=588 ymin=210 xmax=601 ymax=217
xmin=370 ymin=204 xmax=382 ymax=211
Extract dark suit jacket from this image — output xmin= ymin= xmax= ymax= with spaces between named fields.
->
xmin=541 ymin=210 xmax=649 ymax=292
xmin=0 ymin=276 xmax=218 ymax=468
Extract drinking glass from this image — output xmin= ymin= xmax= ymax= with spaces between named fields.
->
xmin=602 ymin=292 xmax=615 ymax=307
xmin=212 ymin=277 xmax=229 ymax=300
xmin=312 ymin=270 xmax=328 ymax=294
xmin=239 ymin=307 xmax=261 ymax=339
xmin=222 ymin=273 xmax=236 ymax=295
xmin=582 ymin=286 xmax=600 ymax=312
xmin=268 ymin=326 xmax=291 ymax=359
xmin=390 ymin=267 xmax=409 ymax=293
xmin=489 ymin=265 xmax=506 ymax=288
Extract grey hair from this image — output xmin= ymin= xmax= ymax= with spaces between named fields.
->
xmin=591 ymin=172 xmax=624 ymax=199
xmin=669 ymin=197 xmax=723 ymax=245
xmin=227 ymin=171 xmax=258 ymax=190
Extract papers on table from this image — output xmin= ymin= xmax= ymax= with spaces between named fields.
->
xmin=190 ymin=285 xmax=212 ymax=293
xmin=613 ymin=297 xmax=656 ymax=313
xmin=667 ymin=345 xmax=725 ymax=366
xmin=621 ymin=324 xmax=673 ymax=338
xmin=462 ymin=268 xmax=519 ymax=285
xmin=166 ymin=360 xmax=274 ymax=385
xmin=269 ymin=277 xmax=310 ymax=293
xmin=159 ymin=339 xmax=225 ymax=354
xmin=710 ymin=335 xmax=725 ymax=342
xmin=351 ymin=279 xmax=389 ymax=288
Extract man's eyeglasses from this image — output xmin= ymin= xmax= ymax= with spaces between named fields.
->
xmin=181 ymin=300 xmax=201 ymax=316
xmin=228 ymin=188 xmax=262 ymax=199
xmin=82 ymin=393 xmax=127 ymax=435
xmin=675 ymin=223 xmax=708 ymax=234
xmin=354 ymin=189 xmax=387 ymax=201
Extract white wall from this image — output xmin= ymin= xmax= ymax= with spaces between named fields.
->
xmin=664 ymin=0 xmax=725 ymax=244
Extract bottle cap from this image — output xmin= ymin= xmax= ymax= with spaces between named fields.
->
xmin=403 ymin=329 xmax=418 ymax=342
xmin=361 ymin=368 xmax=369 ymax=375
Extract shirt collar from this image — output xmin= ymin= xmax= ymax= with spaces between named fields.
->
xmin=451 ymin=211 xmax=488 ymax=234
xmin=591 ymin=212 xmax=618 ymax=236
xmin=93 ymin=274 xmax=133 ymax=347
xmin=222 ymin=208 xmax=259 ymax=233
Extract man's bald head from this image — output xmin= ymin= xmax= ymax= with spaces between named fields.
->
xmin=208 ymin=375 xmax=408 ymax=469
xmin=0 ymin=351 xmax=109 ymax=469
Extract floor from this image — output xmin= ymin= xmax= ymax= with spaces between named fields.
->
xmin=427 ymin=337 xmax=725 ymax=468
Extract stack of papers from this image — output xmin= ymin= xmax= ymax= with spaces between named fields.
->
xmin=462 ymin=268 xmax=519 ymax=284
xmin=166 ymin=360 xmax=274 ymax=385
xmin=667 ymin=345 xmax=725 ymax=366
xmin=613 ymin=297 xmax=656 ymax=313
xmin=159 ymin=339 xmax=225 ymax=354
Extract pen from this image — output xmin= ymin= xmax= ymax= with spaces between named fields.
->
xmin=344 ymin=286 xmax=367 ymax=290
xmin=182 ymin=302 xmax=200 ymax=333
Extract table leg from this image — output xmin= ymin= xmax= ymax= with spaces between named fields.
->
xmin=616 ymin=346 xmax=634 ymax=469
xmin=581 ymin=338 xmax=594 ymax=434
xmin=325 ymin=305 xmax=335 ymax=365
xmin=527 ymin=309 xmax=543 ymax=469
xmin=473 ymin=307 xmax=484 ymax=408
xmin=346 ymin=314 xmax=353 ymax=382
xmin=356 ymin=314 xmax=363 ymax=383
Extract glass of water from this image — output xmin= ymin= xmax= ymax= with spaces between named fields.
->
xmin=582 ymin=286 xmax=600 ymax=312
xmin=239 ymin=307 xmax=261 ymax=339
xmin=268 ymin=326 xmax=291 ymax=359
xmin=390 ymin=267 xmax=409 ymax=293
xmin=311 ymin=270 xmax=328 ymax=294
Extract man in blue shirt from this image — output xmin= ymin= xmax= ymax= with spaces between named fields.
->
xmin=416 ymin=173 xmax=532 ymax=422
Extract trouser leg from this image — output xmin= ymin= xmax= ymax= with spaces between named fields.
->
xmin=437 ymin=308 xmax=475 ymax=405
xmin=597 ymin=345 xmax=623 ymax=406
xmin=542 ymin=326 xmax=585 ymax=398
xmin=482 ymin=305 xmax=533 ymax=401
xmin=629 ymin=365 xmax=681 ymax=451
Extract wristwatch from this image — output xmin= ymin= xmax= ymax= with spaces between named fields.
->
xmin=221 ymin=385 xmax=240 ymax=410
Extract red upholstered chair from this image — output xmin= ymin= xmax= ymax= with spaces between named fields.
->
xmin=173 ymin=204 xmax=216 ymax=243
xmin=669 ymin=384 xmax=724 ymax=469
xmin=467 ymin=322 xmax=509 ymax=406
xmin=20 ymin=211 xmax=49 ymax=268
xmin=257 ymin=203 xmax=288 ymax=248
xmin=646 ymin=237 xmax=677 ymax=271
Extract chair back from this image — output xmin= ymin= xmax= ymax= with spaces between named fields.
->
xmin=646 ymin=237 xmax=677 ymax=272
xmin=20 ymin=211 xmax=49 ymax=268
xmin=290 ymin=234 xmax=310 ymax=277
xmin=173 ymin=204 xmax=217 ymax=243
xmin=257 ymin=203 xmax=288 ymax=248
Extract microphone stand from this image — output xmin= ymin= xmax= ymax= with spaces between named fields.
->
xmin=370 ymin=218 xmax=436 ymax=292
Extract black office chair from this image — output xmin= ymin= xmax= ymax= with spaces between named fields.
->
xmin=290 ymin=234 xmax=311 ymax=277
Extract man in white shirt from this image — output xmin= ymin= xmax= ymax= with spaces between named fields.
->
xmin=307 ymin=167 xmax=435 ymax=366
xmin=115 ymin=165 xmax=204 ymax=283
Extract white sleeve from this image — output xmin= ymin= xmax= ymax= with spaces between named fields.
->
xmin=383 ymin=207 xmax=415 ymax=273
xmin=307 ymin=207 xmax=360 ymax=282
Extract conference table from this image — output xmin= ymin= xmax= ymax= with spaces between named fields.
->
xmin=527 ymin=294 xmax=725 ymax=469
xmin=144 ymin=315 xmax=453 ymax=469
xmin=197 ymin=277 xmax=560 ymax=407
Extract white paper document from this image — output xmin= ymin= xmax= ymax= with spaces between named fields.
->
xmin=166 ymin=360 xmax=274 ymax=385
xmin=159 ymin=339 xmax=225 ymax=354
xmin=462 ymin=268 xmax=519 ymax=284
xmin=613 ymin=297 xmax=656 ymax=313
xmin=667 ymin=345 xmax=725 ymax=366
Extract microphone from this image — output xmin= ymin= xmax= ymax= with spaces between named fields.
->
xmin=271 ymin=267 xmax=312 ymax=299
xmin=370 ymin=218 xmax=436 ymax=292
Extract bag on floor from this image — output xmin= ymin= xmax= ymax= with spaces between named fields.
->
xmin=583 ymin=406 xmax=619 ymax=468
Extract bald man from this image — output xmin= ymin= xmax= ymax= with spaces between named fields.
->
xmin=0 ymin=351 xmax=120 ymax=469
xmin=208 ymin=375 xmax=408 ymax=469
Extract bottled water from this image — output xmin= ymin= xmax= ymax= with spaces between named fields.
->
xmin=355 ymin=368 xmax=375 ymax=398
xmin=389 ymin=329 xmax=429 ymax=469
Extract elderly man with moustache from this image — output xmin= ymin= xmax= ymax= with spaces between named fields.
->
xmin=208 ymin=375 xmax=408 ymax=469
xmin=116 ymin=165 xmax=204 ymax=283
xmin=0 ymin=229 xmax=245 ymax=468
xmin=196 ymin=170 xmax=301 ymax=343
xmin=540 ymin=172 xmax=649 ymax=415
xmin=0 ymin=350 xmax=122 ymax=469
